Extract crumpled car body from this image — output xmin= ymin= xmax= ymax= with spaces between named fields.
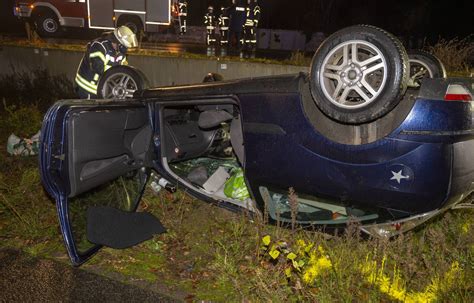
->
xmin=39 ymin=72 xmax=474 ymax=265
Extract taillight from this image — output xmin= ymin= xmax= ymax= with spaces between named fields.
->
xmin=444 ymin=84 xmax=473 ymax=101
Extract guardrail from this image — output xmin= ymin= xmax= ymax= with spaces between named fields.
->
xmin=0 ymin=45 xmax=308 ymax=86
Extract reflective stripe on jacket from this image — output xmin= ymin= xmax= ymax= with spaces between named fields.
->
xmin=178 ymin=1 xmax=187 ymax=16
xmin=75 ymin=37 xmax=127 ymax=95
xmin=245 ymin=3 xmax=261 ymax=27
xmin=204 ymin=13 xmax=215 ymax=27
xmin=253 ymin=4 xmax=261 ymax=26
xmin=219 ymin=15 xmax=230 ymax=28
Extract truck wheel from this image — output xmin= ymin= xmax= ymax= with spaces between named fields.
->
xmin=97 ymin=66 xmax=149 ymax=99
xmin=34 ymin=11 xmax=61 ymax=37
xmin=309 ymin=25 xmax=409 ymax=124
xmin=407 ymin=50 xmax=446 ymax=88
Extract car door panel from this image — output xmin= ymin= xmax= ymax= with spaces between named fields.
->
xmin=40 ymin=100 xmax=154 ymax=265
xmin=67 ymin=108 xmax=151 ymax=197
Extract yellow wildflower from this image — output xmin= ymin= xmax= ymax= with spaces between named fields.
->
xmin=361 ymin=255 xmax=462 ymax=303
xmin=268 ymin=245 xmax=280 ymax=260
xmin=302 ymin=254 xmax=332 ymax=284
xmin=262 ymin=235 xmax=271 ymax=246
xmin=461 ymin=221 xmax=470 ymax=234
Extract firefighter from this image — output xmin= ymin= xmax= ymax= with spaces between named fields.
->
xmin=243 ymin=0 xmax=261 ymax=50
xmin=178 ymin=0 xmax=187 ymax=35
xmin=204 ymin=6 xmax=216 ymax=46
xmin=251 ymin=0 xmax=261 ymax=48
xmin=228 ymin=0 xmax=246 ymax=48
xmin=218 ymin=6 xmax=230 ymax=46
xmin=75 ymin=26 xmax=137 ymax=99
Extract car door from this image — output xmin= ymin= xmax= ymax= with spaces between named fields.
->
xmin=39 ymin=99 xmax=162 ymax=266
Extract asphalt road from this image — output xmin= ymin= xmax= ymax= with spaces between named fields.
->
xmin=0 ymin=249 xmax=180 ymax=302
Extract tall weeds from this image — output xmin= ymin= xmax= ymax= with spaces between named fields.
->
xmin=0 ymin=68 xmax=75 ymax=114
xmin=427 ymin=36 xmax=474 ymax=76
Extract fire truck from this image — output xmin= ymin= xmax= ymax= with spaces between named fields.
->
xmin=13 ymin=0 xmax=178 ymax=37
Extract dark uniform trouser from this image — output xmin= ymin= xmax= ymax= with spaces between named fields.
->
xmin=207 ymin=26 xmax=216 ymax=45
xmin=181 ymin=19 xmax=186 ymax=34
xmin=179 ymin=15 xmax=186 ymax=34
xmin=230 ymin=30 xmax=242 ymax=48
xmin=243 ymin=26 xmax=256 ymax=48
xmin=220 ymin=28 xmax=229 ymax=45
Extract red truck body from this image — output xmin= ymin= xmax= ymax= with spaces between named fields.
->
xmin=13 ymin=0 xmax=175 ymax=36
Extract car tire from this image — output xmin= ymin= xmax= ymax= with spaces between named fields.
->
xmin=34 ymin=11 xmax=61 ymax=37
xmin=408 ymin=50 xmax=446 ymax=88
xmin=309 ymin=25 xmax=409 ymax=124
xmin=97 ymin=66 xmax=149 ymax=99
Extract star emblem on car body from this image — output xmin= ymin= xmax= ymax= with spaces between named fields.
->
xmin=390 ymin=170 xmax=410 ymax=184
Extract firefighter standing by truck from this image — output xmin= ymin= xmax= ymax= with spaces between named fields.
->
xmin=218 ymin=6 xmax=230 ymax=46
xmin=178 ymin=0 xmax=188 ymax=35
xmin=228 ymin=0 xmax=246 ymax=49
xmin=204 ymin=6 xmax=216 ymax=46
xmin=243 ymin=0 xmax=261 ymax=50
xmin=75 ymin=26 xmax=137 ymax=99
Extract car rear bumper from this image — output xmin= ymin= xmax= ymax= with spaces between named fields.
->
xmin=450 ymin=139 xmax=474 ymax=199
xmin=360 ymin=138 xmax=474 ymax=238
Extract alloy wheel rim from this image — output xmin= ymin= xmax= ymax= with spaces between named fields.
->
xmin=319 ymin=40 xmax=388 ymax=109
xmin=102 ymin=73 xmax=138 ymax=99
xmin=409 ymin=59 xmax=434 ymax=87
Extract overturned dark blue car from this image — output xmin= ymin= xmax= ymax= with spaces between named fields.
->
xmin=39 ymin=25 xmax=474 ymax=265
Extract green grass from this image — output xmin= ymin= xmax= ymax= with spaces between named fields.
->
xmin=0 ymin=140 xmax=473 ymax=301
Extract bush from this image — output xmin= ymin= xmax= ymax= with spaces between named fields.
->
xmin=427 ymin=36 xmax=474 ymax=76
xmin=0 ymin=68 xmax=75 ymax=114
xmin=0 ymin=104 xmax=43 ymax=138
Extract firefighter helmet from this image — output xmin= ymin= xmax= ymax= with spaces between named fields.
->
xmin=208 ymin=6 xmax=214 ymax=12
xmin=114 ymin=26 xmax=138 ymax=48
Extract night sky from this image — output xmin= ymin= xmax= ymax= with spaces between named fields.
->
xmin=1 ymin=0 xmax=472 ymax=43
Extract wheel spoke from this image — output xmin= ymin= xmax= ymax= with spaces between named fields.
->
xmin=363 ymin=62 xmax=385 ymax=75
xmin=325 ymin=64 xmax=343 ymax=71
xmin=332 ymin=82 xmax=343 ymax=99
xmin=104 ymin=84 xmax=112 ymax=95
xmin=342 ymin=45 xmax=349 ymax=65
xmin=323 ymin=72 xmax=340 ymax=80
xmin=360 ymin=78 xmax=377 ymax=96
xmin=119 ymin=76 xmax=128 ymax=86
xmin=359 ymin=55 xmax=382 ymax=68
xmin=338 ymin=86 xmax=352 ymax=103
xmin=351 ymin=43 xmax=358 ymax=63
xmin=354 ymin=86 xmax=371 ymax=102
xmin=127 ymin=80 xmax=138 ymax=90
xmin=107 ymin=79 xmax=117 ymax=87
xmin=125 ymin=89 xmax=136 ymax=97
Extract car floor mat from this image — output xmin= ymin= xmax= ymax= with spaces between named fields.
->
xmin=187 ymin=165 xmax=208 ymax=186
xmin=86 ymin=206 xmax=166 ymax=249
